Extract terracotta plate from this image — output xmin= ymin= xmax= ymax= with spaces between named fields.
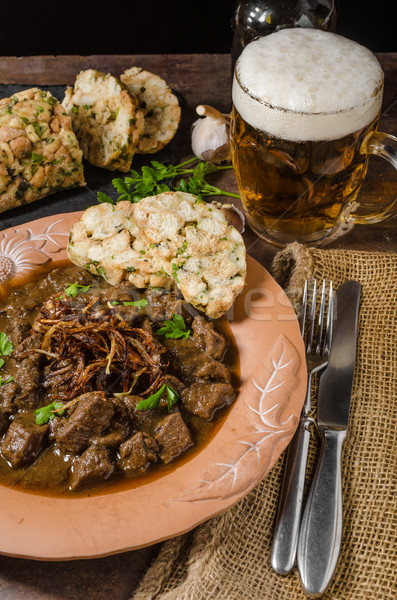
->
xmin=0 ymin=212 xmax=306 ymax=560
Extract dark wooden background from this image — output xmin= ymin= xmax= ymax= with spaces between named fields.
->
xmin=0 ymin=0 xmax=396 ymax=56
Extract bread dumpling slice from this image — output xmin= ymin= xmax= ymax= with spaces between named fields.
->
xmin=0 ymin=87 xmax=85 ymax=214
xmin=63 ymin=69 xmax=144 ymax=172
xmin=120 ymin=67 xmax=181 ymax=154
xmin=133 ymin=192 xmax=246 ymax=319
xmin=67 ymin=202 xmax=170 ymax=288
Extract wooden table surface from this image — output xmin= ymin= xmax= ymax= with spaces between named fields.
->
xmin=0 ymin=53 xmax=396 ymax=600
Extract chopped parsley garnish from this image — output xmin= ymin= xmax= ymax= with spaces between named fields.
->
xmin=32 ymin=121 xmax=46 ymax=138
xmin=123 ymin=299 xmax=149 ymax=309
xmin=165 ymin=385 xmax=180 ymax=412
xmin=136 ymin=384 xmax=179 ymax=412
xmin=176 ymin=241 xmax=188 ymax=255
xmin=46 ymin=95 xmax=58 ymax=106
xmin=97 ymin=157 xmax=239 ymax=205
xmin=35 ymin=402 xmax=65 ymax=425
xmin=64 ymin=282 xmax=93 ymax=298
xmin=171 ymin=263 xmax=179 ymax=283
xmin=31 ymin=153 xmax=45 ymax=165
xmin=96 ymin=266 xmax=108 ymax=280
xmin=156 ymin=314 xmax=190 ymax=340
xmin=0 ymin=332 xmax=13 ymax=357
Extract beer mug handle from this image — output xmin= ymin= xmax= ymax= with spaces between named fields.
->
xmin=353 ymin=131 xmax=397 ymax=224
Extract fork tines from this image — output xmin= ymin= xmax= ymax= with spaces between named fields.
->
xmin=301 ymin=279 xmax=334 ymax=355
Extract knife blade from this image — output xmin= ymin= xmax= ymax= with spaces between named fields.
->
xmin=297 ymin=280 xmax=361 ymax=597
xmin=316 ymin=281 xmax=361 ymax=429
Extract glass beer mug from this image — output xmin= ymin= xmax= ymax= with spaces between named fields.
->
xmin=230 ymin=28 xmax=397 ymax=245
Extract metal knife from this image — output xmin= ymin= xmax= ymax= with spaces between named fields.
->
xmin=297 ymin=280 xmax=361 ymax=597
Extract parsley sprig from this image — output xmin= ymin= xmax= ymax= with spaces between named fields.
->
xmin=35 ymin=401 xmax=65 ymax=425
xmin=97 ymin=157 xmax=239 ymax=205
xmin=0 ymin=332 xmax=13 ymax=357
xmin=156 ymin=314 xmax=190 ymax=340
xmin=64 ymin=282 xmax=92 ymax=297
xmin=108 ymin=299 xmax=149 ymax=309
xmin=136 ymin=384 xmax=180 ymax=412
xmin=122 ymin=299 xmax=149 ymax=309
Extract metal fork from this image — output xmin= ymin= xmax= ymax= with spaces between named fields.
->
xmin=271 ymin=279 xmax=334 ymax=575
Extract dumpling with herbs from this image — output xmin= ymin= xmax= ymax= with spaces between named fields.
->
xmin=63 ymin=69 xmax=144 ymax=172
xmin=120 ymin=67 xmax=181 ymax=154
xmin=0 ymin=88 xmax=85 ymax=214
xmin=68 ymin=191 xmax=246 ymax=319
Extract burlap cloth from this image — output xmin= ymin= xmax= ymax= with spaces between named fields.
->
xmin=132 ymin=243 xmax=397 ymax=600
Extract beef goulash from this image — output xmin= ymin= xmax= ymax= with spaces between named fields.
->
xmin=0 ymin=88 xmax=85 ymax=214
xmin=0 ymin=265 xmax=238 ymax=494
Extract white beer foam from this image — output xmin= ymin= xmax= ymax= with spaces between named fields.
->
xmin=233 ymin=29 xmax=383 ymax=141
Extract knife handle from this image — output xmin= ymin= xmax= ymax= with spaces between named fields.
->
xmin=271 ymin=417 xmax=312 ymax=574
xmin=297 ymin=428 xmax=347 ymax=597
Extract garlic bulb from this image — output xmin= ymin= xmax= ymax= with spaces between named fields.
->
xmin=191 ymin=105 xmax=231 ymax=164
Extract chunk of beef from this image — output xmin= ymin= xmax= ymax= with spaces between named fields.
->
xmin=181 ymin=382 xmax=235 ymax=420
xmin=37 ymin=265 xmax=93 ymax=294
xmin=145 ymin=289 xmax=184 ymax=322
xmin=164 ymin=339 xmax=207 ymax=382
xmin=117 ymin=394 xmax=148 ymax=420
xmin=48 ymin=415 xmax=63 ymax=442
xmin=0 ymin=379 xmax=19 ymax=415
xmin=192 ymin=316 xmax=226 ymax=360
xmin=117 ymin=395 xmax=162 ymax=431
xmin=13 ymin=358 xmax=41 ymax=409
xmin=164 ymin=339 xmax=230 ymax=384
xmin=4 ymin=313 xmax=31 ymax=345
xmin=194 ymin=361 xmax=231 ymax=383
xmin=13 ymin=331 xmax=43 ymax=360
xmin=92 ymin=422 xmax=129 ymax=448
xmin=19 ymin=446 xmax=71 ymax=490
xmin=1 ymin=413 xmax=48 ymax=467
xmin=118 ymin=431 xmax=158 ymax=474
xmin=154 ymin=412 xmax=193 ymax=464
xmin=54 ymin=392 xmax=114 ymax=454
xmin=69 ymin=445 xmax=113 ymax=491
xmin=162 ymin=374 xmax=186 ymax=395
xmin=9 ymin=288 xmax=42 ymax=312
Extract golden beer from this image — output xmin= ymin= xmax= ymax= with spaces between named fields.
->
xmin=231 ymin=29 xmax=386 ymax=244
xmin=231 ymin=107 xmax=380 ymax=243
